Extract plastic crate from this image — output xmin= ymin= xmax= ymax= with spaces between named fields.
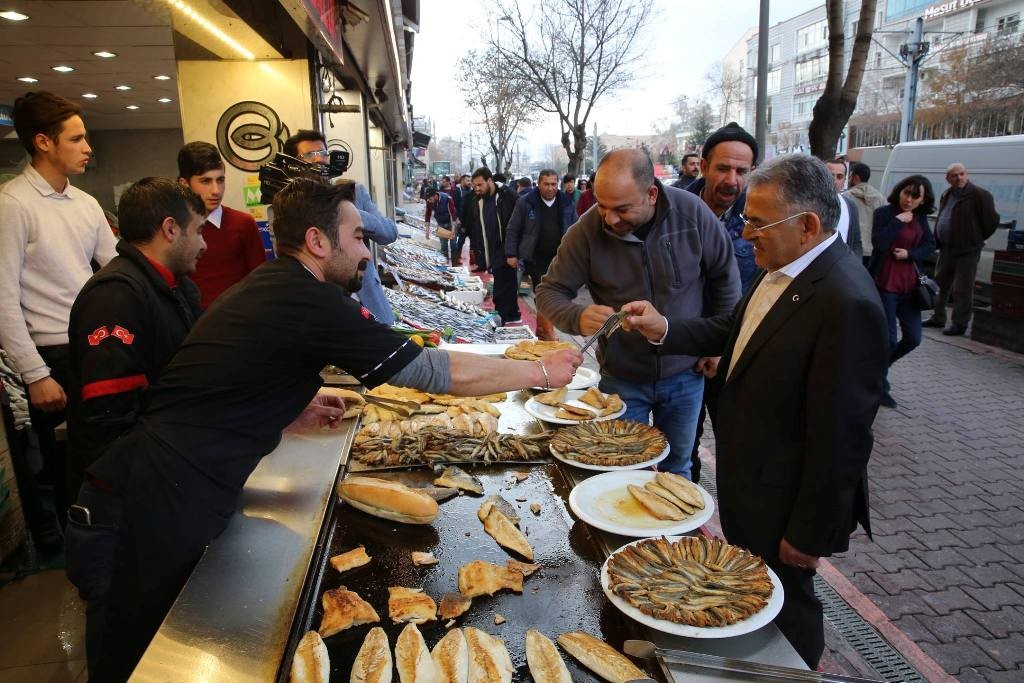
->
xmin=992 ymin=281 xmax=1024 ymax=319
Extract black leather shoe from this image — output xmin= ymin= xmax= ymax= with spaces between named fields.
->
xmin=943 ymin=324 xmax=967 ymax=336
xmin=879 ymin=392 xmax=897 ymax=409
xmin=922 ymin=318 xmax=944 ymax=328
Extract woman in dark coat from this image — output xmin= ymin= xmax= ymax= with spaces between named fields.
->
xmin=868 ymin=174 xmax=937 ymax=408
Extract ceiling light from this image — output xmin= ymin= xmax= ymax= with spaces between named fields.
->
xmin=17 ymin=76 xmax=38 ymax=83
xmin=0 ymin=10 xmax=29 ymax=21
xmin=52 ymin=65 xmax=75 ymax=73
xmin=157 ymin=97 xmax=173 ymax=103
xmin=153 ymin=74 xmax=172 ymax=80
xmin=93 ymin=51 xmax=117 ymax=58
xmin=165 ymin=0 xmax=255 ymax=60
xmin=115 ymin=84 xmax=132 ymax=91
xmin=82 ymin=93 xmax=98 ymax=99
xmin=126 ymin=105 xmax=139 ymax=110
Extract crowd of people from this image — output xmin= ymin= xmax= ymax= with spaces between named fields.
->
xmin=0 ymin=85 xmax=1004 ymax=680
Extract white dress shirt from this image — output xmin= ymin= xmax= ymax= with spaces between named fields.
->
xmin=727 ymin=232 xmax=839 ymax=379
xmin=836 ymin=193 xmax=850 ymax=244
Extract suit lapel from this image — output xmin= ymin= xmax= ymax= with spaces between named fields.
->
xmin=726 ymin=240 xmax=846 ymax=384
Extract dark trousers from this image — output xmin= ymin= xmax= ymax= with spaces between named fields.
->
xmin=492 ymin=261 xmax=521 ymax=323
xmin=879 ymin=290 xmax=922 ymax=365
xmin=932 ymin=248 xmax=980 ymax=326
xmin=688 ymin=379 xmax=719 ymax=484
xmin=770 ymin=561 xmax=825 ymax=669
xmin=70 ymin=434 xmax=231 ymax=681
xmin=523 ymin=255 xmax=553 ymax=290
xmin=28 ymin=344 xmax=72 ymax=525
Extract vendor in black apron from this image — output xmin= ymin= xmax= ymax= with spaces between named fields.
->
xmin=65 ymin=177 xmax=582 ymax=682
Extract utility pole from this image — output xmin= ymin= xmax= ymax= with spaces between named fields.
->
xmin=899 ymin=17 xmax=928 ymax=143
xmin=592 ymin=120 xmax=598 ymax=173
xmin=754 ymin=0 xmax=770 ymax=164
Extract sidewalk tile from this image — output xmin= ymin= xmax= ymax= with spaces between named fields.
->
xmin=892 ymin=613 xmax=940 ymax=645
xmin=964 ymin=607 xmax=1024 ymax=639
xmin=916 ymin=566 xmax=982 ymax=591
xmin=962 ymin=584 xmax=1024 ymax=609
xmin=914 ymin=547 xmax=972 ymax=569
xmin=918 ymin=637 xmax=1000 ymax=674
xmin=970 ymin=633 xmax=1024 ymax=669
xmin=923 ymin=610 xmax=991 ymax=642
xmin=921 ymin=587 xmax=985 ymax=615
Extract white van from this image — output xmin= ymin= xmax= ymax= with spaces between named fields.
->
xmin=879 ymin=135 xmax=1024 ymax=289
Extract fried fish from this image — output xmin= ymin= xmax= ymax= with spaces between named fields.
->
xmin=434 ymin=465 xmax=484 ymax=495
xmin=318 ymin=586 xmax=379 ymax=638
xmin=389 ymin=587 xmax=438 ymax=624
xmin=351 ymin=627 xmax=391 ymax=683
xmin=627 ymin=484 xmax=685 ymax=521
xmin=480 ymin=503 xmax=534 ymax=560
xmin=457 ymin=560 xmax=524 ymax=598
xmin=329 ymin=546 xmax=371 ymax=574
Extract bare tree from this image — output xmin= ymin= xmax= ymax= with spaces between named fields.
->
xmin=457 ymin=48 xmax=536 ymax=175
xmin=705 ymin=62 xmax=746 ymax=126
xmin=808 ymin=0 xmax=878 ymax=159
xmin=493 ymin=0 xmax=655 ymax=174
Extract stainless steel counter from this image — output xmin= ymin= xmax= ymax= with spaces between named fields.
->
xmin=131 ymin=422 xmax=356 ymax=682
xmin=131 ymin=386 xmax=806 ymax=682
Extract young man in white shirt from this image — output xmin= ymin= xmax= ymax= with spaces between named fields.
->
xmin=0 ymin=91 xmax=117 ymax=534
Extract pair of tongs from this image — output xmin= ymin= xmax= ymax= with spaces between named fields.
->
xmin=579 ymin=310 xmax=627 ymax=354
xmin=361 ymin=394 xmax=420 ymax=418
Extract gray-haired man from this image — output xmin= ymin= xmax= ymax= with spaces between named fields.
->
xmin=620 ymin=154 xmax=888 ymax=668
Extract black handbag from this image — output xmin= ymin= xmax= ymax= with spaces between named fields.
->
xmin=910 ymin=263 xmax=940 ymax=311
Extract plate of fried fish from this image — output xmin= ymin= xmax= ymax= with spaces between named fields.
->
xmin=600 ymin=535 xmax=783 ymax=638
xmin=568 ymin=470 xmax=714 ymax=536
xmin=524 ymin=387 xmax=626 ymax=424
xmin=549 ymin=420 xmax=669 ymax=471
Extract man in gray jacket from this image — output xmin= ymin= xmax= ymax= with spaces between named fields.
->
xmin=845 ymin=162 xmax=886 ymax=260
xmin=535 ymin=149 xmax=741 ymax=477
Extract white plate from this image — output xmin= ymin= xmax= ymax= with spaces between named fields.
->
xmin=531 ymin=366 xmax=600 ymax=392
xmin=568 ymin=471 xmax=714 ymax=534
xmin=600 ymin=536 xmax=784 ymax=638
xmin=552 ymin=444 xmax=670 ymax=472
xmin=523 ymin=389 xmax=626 ymax=424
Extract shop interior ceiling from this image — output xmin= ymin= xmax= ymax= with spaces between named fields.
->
xmin=0 ymin=0 xmax=282 ymax=133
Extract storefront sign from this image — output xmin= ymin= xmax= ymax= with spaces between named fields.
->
xmin=0 ymin=104 xmax=12 ymax=127
xmin=923 ymin=0 xmax=986 ymax=20
xmin=216 ymin=101 xmax=290 ymax=173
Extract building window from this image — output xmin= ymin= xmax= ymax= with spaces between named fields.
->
xmin=795 ymin=55 xmax=827 ymax=84
xmin=997 ymin=13 xmax=1020 ymax=35
xmin=766 ymin=104 xmax=773 ymax=125
xmin=768 ymin=68 xmax=781 ymax=94
xmin=875 ymin=51 xmax=882 ymax=68
xmin=797 ymin=19 xmax=828 ymax=52
xmin=770 ymin=44 xmax=781 ymax=63
xmin=793 ymin=95 xmax=817 ymax=121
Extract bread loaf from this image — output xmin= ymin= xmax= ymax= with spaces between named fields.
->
xmin=338 ymin=477 xmax=439 ymax=524
xmin=556 ymin=632 xmax=646 ymax=683
xmin=290 ymin=631 xmax=329 ymax=683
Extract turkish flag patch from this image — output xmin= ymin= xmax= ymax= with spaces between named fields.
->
xmin=87 ymin=326 xmax=110 ymax=346
xmin=360 ymin=306 xmax=374 ymax=320
xmin=112 ymin=325 xmax=135 ymax=345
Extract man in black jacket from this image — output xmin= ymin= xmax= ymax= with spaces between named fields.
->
xmin=462 ymin=167 xmax=522 ymax=323
xmin=505 ymin=169 xmax=578 ymax=339
xmin=65 ymin=177 xmax=205 ymax=675
xmin=621 ymin=154 xmax=887 ymax=668
xmin=923 ymin=163 xmax=1000 ymax=335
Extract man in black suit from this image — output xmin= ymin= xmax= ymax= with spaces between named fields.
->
xmin=621 ymin=154 xmax=888 ymax=668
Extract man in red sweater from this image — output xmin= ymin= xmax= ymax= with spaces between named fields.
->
xmin=177 ymin=142 xmax=266 ymax=309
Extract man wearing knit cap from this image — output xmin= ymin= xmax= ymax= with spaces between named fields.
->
xmin=683 ymin=122 xmax=757 ymax=483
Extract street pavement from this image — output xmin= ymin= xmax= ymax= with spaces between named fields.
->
xmin=829 ymin=328 xmax=1024 ymax=682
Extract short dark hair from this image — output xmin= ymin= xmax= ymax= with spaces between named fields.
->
xmin=471 ymin=167 xmax=492 ymax=181
xmin=887 ymin=174 xmax=935 ymax=215
xmin=425 ymin=187 xmax=439 ymax=199
xmin=177 ymin=141 xmax=224 ymax=179
xmin=562 ymin=174 xmax=576 ymax=184
xmin=538 ymin=169 xmax=558 ymax=183
xmin=283 ymin=129 xmax=326 ymax=158
xmin=849 ymin=162 xmax=871 ymax=183
xmin=681 ymin=153 xmax=699 ymax=164
xmin=516 ymin=177 xmax=532 ymax=189
xmin=271 ymin=178 xmax=357 ymax=252
xmin=12 ymin=91 xmax=83 ymax=156
xmin=117 ymin=177 xmax=206 ymax=244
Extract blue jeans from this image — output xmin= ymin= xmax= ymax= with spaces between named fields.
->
xmin=878 ymin=290 xmax=922 ymax=366
xmin=599 ymin=371 xmax=704 ymax=478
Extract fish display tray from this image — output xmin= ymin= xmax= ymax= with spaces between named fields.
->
xmin=280 ymin=463 xmax=660 ymax=682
